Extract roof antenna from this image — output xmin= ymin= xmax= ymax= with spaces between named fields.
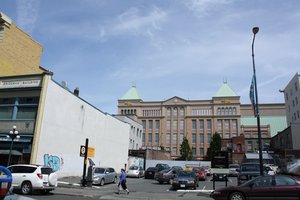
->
xmin=223 ymin=77 xmax=227 ymax=84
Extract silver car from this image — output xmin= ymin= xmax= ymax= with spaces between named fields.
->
xmin=127 ymin=166 xmax=144 ymax=178
xmin=92 ymin=167 xmax=117 ymax=186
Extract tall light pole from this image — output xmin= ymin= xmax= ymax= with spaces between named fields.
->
xmin=251 ymin=27 xmax=264 ymax=176
xmin=7 ymin=125 xmax=20 ymax=166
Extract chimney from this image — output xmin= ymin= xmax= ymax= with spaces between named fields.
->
xmin=74 ymin=87 xmax=79 ymax=96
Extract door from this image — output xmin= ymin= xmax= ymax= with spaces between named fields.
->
xmin=247 ymin=176 xmax=274 ymax=200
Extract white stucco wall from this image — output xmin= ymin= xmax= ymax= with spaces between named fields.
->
xmin=35 ymin=78 xmax=130 ymax=177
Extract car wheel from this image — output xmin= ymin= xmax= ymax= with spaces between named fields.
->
xmin=229 ymin=192 xmax=245 ymax=200
xmin=138 ymin=173 xmax=140 ymax=178
xmin=113 ymin=177 xmax=117 ymax=183
xmin=100 ymin=179 xmax=105 ymax=186
xmin=158 ymin=181 xmax=163 ymax=184
xmin=21 ymin=181 xmax=32 ymax=195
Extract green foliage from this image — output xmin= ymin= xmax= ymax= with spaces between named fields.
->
xmin=206 ymin=132 xmax=222 ymax=160
xmin=179 ymin=136 xmax=193 ymax=161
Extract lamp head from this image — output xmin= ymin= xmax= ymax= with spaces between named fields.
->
xmin=252 ymin=27 xmax=259 ymax=34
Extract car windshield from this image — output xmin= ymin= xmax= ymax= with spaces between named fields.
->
xmin=129 ymin=166 xmax=138 ymax=170
xmin=94 ymin=168 xmax=105 ymax=174
xmin=178 ymin=171 xmax=194 ymax=178
xmin=160 ymin=169 xmax=170 ymax=173
xmin=241 ymin=164 xmax=259 ymax=171
xmin=229 ymin=164 xmax=240 ymax=168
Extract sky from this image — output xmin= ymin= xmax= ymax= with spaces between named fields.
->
xmin=1 ymin=0 xmax=300 ymax=114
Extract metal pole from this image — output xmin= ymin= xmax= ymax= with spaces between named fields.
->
xmin=251 ymin=27 xmax=264 ymax=176
xmin=82 ymin=138 xmax=89 ymax=187
xmin=7 ymin=137 xmax=14 ymax=166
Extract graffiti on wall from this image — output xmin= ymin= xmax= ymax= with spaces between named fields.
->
xmin=44 ymin=154 xmax=64 ymax=172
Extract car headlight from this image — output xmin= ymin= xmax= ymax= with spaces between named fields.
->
xmin=93 ymin=176 xmax=100 ymax=180
xmin=187 ymin=180 xmax=194 ymax=184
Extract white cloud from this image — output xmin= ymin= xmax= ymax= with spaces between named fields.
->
xmin=16 ymin=0 xmax=40 ymax=34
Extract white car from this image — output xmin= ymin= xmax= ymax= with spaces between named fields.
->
xmin=127 ymin=166 xmax=144 ymax=178
xmin=7 ymin=164 xmax=57 ymax=195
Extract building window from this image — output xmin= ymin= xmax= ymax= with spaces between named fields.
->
xmin=207 ymin=119 xmax=211 ymax=130
xmin=225 ymin=119 xmax=230 ymax=131
xmin=200 ymin=148 xmax=204 ymax=156
xmin=172 ymin=147 xmax=177 ymax=155
xmin=142 ymin=133 xmax=145 ymax=143
xmin=232 ymin=119 xmax=237 ymax=131
xmin=167 ymin=120 xmax=171 ymax=131
xmin=233 ymin=108 xmax=237 ymax=115
xmin=180 ymin=132 xmax=184 ymax=144
xmin=180 ymin=108 xmax=184 ymax=119
xmin=207 ymin=134 xmax=211 ymax=144
xmin=148 ymin=133 xmax=152 ymax=144
xmin=167 ymin=108 xmax=171 ymax=119
xmin=155 ymin=133 xmax=159 ymax=144
xmin=217 ymin=119 xmax=222 ymax=132
xmin=192 ymin=133 xmax=196 ymax=144
xmin=192 ymin=120 xmax=196 ymax=130
xmin=167 ymin=133 xmax=171 ymax=144
xmin=149 ymin=120 xmax=153 ymax=131
xmin=173 ymin=107 xmax=178 ymax=117
xmin=173 ymin=120 xmax=178 ymax=131
xmin=192 ymin=148 xmax=196 ymax=156
xmin=200 ymin=134 xmax=204 ymax=144
xmin=155 ymin=120 xmax=160 ymax=130
xmin=225 ymin=133 xmax=230 ymax=139
xmin=173 ymin=133 xmax=177 ymax=145
xmin=142 ymin=120 xmax=146 ymax=130
xmin=200 ymin=120 xmax=204 ymax=130
xmin=180 ymin=120 xmax=184 ymax=131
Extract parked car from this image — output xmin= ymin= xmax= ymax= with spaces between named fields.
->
xmin=92 ymin=167 xmax=117 ymax=186
xmin=172 ymin=170 xmax=199 ymax=190
xmin=155 ymin=163 xmax=170 ymax=172
xmin=228 ymin=163 xmax=240 ymax=177
xmin=154 ymin=168 xmax=180 ymax=184
xmin=211 ymin=175 xmax=300 ymax=200
xmin=171 ymin=166 xmax=183 ymax=171
xmin=237 ymin=162 xmax=270 ymax=185
xmin=204 ymin=166 xmax=211 ymax=176
xmin=144 ymin=167 xmax=158 ymax=179
xmin=127 ymin=166 xmax=144 ymax=178
xmin=7 ymin=164 xmax=57 ymax=195
xmin=192 ymin=167 xmax=207 ymax=181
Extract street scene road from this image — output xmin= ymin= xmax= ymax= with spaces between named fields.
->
xmin=16 ymin=176 xmax=237 ymax=200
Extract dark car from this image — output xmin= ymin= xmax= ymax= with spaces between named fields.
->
xmin=172 ymin=170 xmax=199 ymax=190
xmin=154 ymin=168 xmax=179 ymax=184
xmin=155 ymin=163 xmax=170 ymax=172
xmin=237 ymin=162 xmax=269 ymax=185
xmin=144 ymin=167 xmax=158 ymax=179
xmin=192 ymin=167 xmax=207 ymax=181
xmin=211 ymin=175 xmax=300 ymax=200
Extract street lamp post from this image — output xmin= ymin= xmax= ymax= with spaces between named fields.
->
xmin=251 ymin=27 xmax=264 ymax=176
xmin=7 ymin=125 xmax=19 ymax=166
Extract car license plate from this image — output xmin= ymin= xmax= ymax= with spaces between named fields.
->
xmin=180 ymin=184 xmax=185 ymax=188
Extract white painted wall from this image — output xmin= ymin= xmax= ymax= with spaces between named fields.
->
xmin=35 ymin=78 xmax=130 ymax=177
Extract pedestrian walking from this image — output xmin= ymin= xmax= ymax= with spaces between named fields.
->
xmin=118 ymin=168 xmax=129 ymax=194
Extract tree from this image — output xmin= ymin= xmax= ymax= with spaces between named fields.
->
xmin=206 ymin=132 xmax=222 ymax=161
xmin=179 ymin=136 xmax=193 ymax=161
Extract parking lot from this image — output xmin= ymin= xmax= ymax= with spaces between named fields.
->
xmin=21 ymin=175 xmax=238 ymax=200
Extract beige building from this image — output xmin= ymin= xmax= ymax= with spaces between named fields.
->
xmin=118 ymin=84 xmax=287 ymax=160
xmin=0 ymin=12 xmax=44 ymax=76
xmin=118 ymin=83 xmax=242 ymax=160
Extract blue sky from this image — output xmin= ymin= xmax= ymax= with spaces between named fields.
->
xmin=1 ymin=0 xmax=300 ymax=114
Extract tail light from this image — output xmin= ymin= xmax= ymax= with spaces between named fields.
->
xmin=37 ymin=173 xmax=43 ymax=179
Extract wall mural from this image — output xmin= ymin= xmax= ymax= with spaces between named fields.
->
xmin=44 ymin=154 xmax=64 ymax=172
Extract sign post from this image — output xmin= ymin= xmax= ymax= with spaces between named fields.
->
xmin=81 ymin=138 xmax=89 ymax=187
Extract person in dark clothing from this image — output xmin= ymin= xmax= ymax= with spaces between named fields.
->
xmin=118 ymin=168 xmax=129 ymax=194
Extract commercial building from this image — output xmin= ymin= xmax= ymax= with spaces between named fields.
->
xmin=118 ymin=83 xmax=286 ymax=160
xmin=0 ymin=12 xmax=130 ymax=177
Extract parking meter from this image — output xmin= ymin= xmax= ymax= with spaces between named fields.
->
xmin=0 ymin=166 xmax=12 ymax=200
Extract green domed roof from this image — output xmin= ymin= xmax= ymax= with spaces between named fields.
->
xmin=120 ymin=85 xmax=142 ymax=100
